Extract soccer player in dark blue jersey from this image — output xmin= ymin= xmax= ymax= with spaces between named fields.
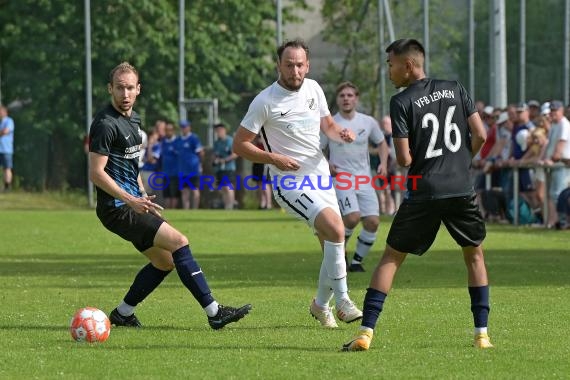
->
xmin=89 ymin=62 xmax=251 ymax=329
xmin=342 ymin=39 xmax=493 ymax=351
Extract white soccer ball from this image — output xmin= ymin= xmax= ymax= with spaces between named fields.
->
xmin=70 ymin=307 xmax=111 ymax=343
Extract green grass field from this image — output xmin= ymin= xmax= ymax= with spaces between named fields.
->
xmin=1 ymin=201 xmax=569 ymax=379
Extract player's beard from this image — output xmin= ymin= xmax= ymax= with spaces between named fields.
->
xmin=113 ymin=98 xmax=133 ymax=113
xmin=280 ymin=76 xmax=304 ymax=91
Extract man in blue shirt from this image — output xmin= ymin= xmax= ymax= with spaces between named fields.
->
xmin=0 ymin=105 xmax=15 ymax=191
xmin=178 ymin=120 xmax=204 ymax=209
xmin=213 ymin=123 xmax=238 ymax=209
xmin=160 ymin=122 xmax=181 ymax=209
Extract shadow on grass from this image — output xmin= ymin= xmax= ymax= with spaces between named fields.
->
xmin=0 ymin=323 xmax=318 ymax=333
xmin=1 ymin=249 xmax=569 ymax=289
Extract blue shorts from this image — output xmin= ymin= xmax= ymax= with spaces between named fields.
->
xmin=0 ymin=153 xmax=13 ymax=169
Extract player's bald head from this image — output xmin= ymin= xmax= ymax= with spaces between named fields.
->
xmin=386 ymin=39 xmax=425 ymax=68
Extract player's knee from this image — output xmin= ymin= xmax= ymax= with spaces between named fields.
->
xmin=343 ymin=213 xmax=360 ymax=229
xmin=362 ymin=216 xmax=379 ymax=231
xmin=171 ymin=233 xmax=189 ymax=250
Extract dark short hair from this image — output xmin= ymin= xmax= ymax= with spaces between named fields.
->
xmin=277 ymin=38 xmax=309 ymax=61
xmin=385 ymin=38 xmax=425 ymax=57
xmin=214 ymin=123 xmax=226 ymax=129
xmin=108 ymin=62 xmax=139 ymax=85
xmin=336 ymin=81 xmax=359 ymax=97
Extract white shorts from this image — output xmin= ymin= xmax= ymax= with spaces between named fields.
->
xmin=333 ymin=178 xmax=380 ymax=217
xmin=273 ymin=174 xmax=340 ymax=228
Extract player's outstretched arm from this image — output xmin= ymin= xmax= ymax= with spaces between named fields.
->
xmin=467 ymin=112 xmax=487 ymax=157
xmin=320 ymin=115 xmax=355 ymax=143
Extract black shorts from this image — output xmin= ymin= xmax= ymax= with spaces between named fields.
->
xmin=96 ymin=205 xmax=164 ymax=252
xmin=163 ymin=176 xmax=180 ymax=198
xmin=252 ymin=163 xmax=264 ymax=181
xmin=179 ymin=174 xmax=200 ymax=189
xmin=216 ymin=170 xmax=236 ymax=187
xmin=386 ymin=194 xmax=486 ymax=256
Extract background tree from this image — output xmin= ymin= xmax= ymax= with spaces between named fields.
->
xmin=321 ymin=0 xmax=567 ymax=113
xmin=0 ymin=0 xmax=307 ymax=190
xmin=321 ymin=0 xmax=464 ymax=118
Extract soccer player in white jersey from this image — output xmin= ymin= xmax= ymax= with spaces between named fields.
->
xmin=321 ymin=81 xmax=389 ymax=272
xmin=233 ymin=39 xmax=363 ymax=328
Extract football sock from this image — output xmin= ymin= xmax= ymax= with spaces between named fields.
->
xmin=323 ymin=240 xmax=349 ymax=304
xmin=122 ymin=263 xmax=172 ymax=311
xmin=352 ymin=253 xmax=364 ymax=264
xmin=315 ymin=261 xmax=334 ymax=307
xmin=361 ymin=287 xmax=387 ymax=329
xmin=474 ymin=327 xmax=488 ymax=335
xmin=344 ymin=227 xmax=354 ymax=243
xmin=204 ymin=301 xmax=220 ymax=317
xmin=172 ymin=245 xmax=215 ymax=307
xmin=117 ymin=302 xmax=135 ymax=317
xmin=353 ymin=229 xmax=376 ymax=263
xmin=468 ymin=285 xmax=490 ymax=328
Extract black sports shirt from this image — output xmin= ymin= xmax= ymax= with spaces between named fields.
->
xmin=390 ymin=78 xmax=476 ymax=200
xmin=89 ymin=104 xmax=143 ymax=208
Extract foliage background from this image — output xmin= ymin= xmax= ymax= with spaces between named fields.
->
xmin=0 ymin=0 xmax=567 ymax=190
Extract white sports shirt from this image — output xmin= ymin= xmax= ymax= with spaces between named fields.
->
xmin=321 ymin=112 xmax=385 ymax=176
xmin=240 ymin=79 xmax=331 ymax=178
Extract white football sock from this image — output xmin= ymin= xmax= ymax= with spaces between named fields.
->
xmin=474 ymin=327 xmax=488 ymax=335
xmin=204 ymin=301 xmax=220 ymax=317
xmin=354 ymin=228 xmax=376 ymax=263
xmin=323 ymin=240 xmax=349 ymax=304
xmin=315 ymin=261 xmax=333 ymax=307
xmin=117 ymin=301 xmax=135 ymax=317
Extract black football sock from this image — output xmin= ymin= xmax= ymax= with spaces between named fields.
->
xmin=468 ymin=285 xmax=490 ymax=328
xmin=172 ymin=245 xmax=215 ymax=307
xmin=123 ymin=263 xmax=172 ymax=307
xmin=361 ymin=287 xmax=387 ymax=329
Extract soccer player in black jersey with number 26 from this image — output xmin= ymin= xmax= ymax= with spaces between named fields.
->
xmin=342 ymin=39 xmax=493 ymax=351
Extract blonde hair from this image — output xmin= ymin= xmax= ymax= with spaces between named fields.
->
xmin=108 ymin=62 xmax=139 ymax=84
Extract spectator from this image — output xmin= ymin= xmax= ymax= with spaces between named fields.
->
xmin=474 ymin=106 xmax=498 ymax=215
xmin=140 ymin=129 xmax=162 ymax=205
xmin=543 ymin=100 xmax=570 ymax=228
xmin=160 ymin=122 xmax=180 ymax=209
xmin=213 ymin=123 xmax=238 ymax=210
xmin=519 ymin=115 xmax=550 ymax=222
xmin=507 ymin=102 xmax=538 ymax=209
xmin=528 ymin=100 xmax=542 ymax=125
xmin=0 ymin=105 xmax=15 ymax=191
xmin=480 ymin=111 xmax=511 ymax=223
xmin=154 ymin=119 xmax=166 ymax=141
xmin=178 ymin=120 xmax=204 ymax=209
xmin=252 ymin=134 xmax=273 ymax=209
